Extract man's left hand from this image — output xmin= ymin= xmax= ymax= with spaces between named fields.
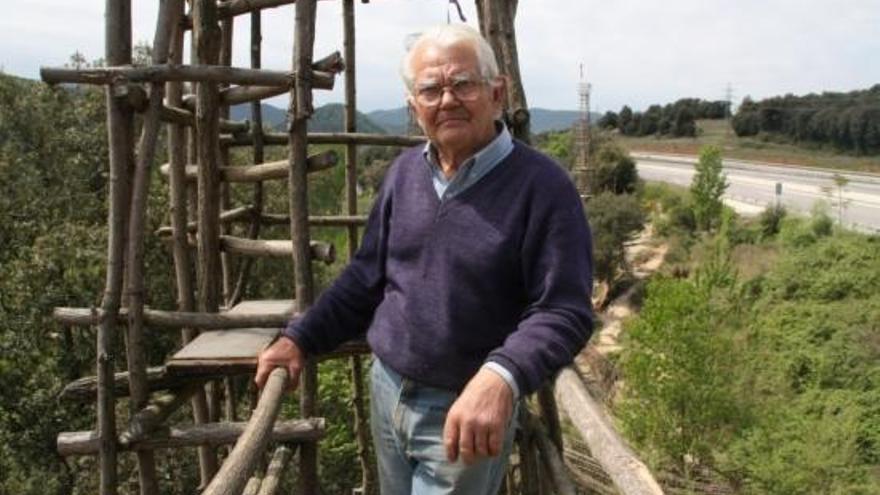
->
xmin=443 ymin=368 xmax=514 ymax=464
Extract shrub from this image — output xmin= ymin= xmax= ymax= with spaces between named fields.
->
xmin=759 ymin=204 xmax=787 ymax=237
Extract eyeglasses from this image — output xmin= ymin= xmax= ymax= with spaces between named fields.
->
xmin=413 ymin=76 xmax=487 ymax=107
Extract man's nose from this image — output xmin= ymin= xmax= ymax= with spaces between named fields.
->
xmin=438 ymin=87 xmax=461 ymax=108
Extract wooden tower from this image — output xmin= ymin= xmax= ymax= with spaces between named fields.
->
xmin=41 ymin=1 xmax=662 ymax=494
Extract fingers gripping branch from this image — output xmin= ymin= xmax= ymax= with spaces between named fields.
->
xmin=255 ymin=336 xmax=304 ymax=391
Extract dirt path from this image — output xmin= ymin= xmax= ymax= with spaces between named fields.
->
xmin=576 ymin=226 xmax=668 ymax=371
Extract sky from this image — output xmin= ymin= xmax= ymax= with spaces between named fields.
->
xmin=1 ymin=0 xmax=878 ymax=113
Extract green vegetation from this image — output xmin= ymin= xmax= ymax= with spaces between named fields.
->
xmin=689 ymin=146 xmax=728 ymax=231
xmin=0 ymin=70 xmax=384 ymax=493
xmin=599 ymin=98 xmax=729 ymax=138
xmin=535 ymin=131 xmax=647 ymax=297
xmin=620 ymin=182 xmax=880 ymax=494
xmin=733 ymin=85 xmax=880 ymax=155
xmin=617 ymin=118 xmax=880 ymax=173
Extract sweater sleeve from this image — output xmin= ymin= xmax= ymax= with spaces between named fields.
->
xmin=486 ymin=170 xmax=594 ymax=395
xmin=281 ymin=171 xmax=393 ymax=357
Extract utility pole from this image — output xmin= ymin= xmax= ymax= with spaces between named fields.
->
xmin=573 ymin=64 xmax=595 ymax=202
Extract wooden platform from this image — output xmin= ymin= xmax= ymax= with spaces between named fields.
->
xmin=166 ymin=300 xmax=293 ymax=376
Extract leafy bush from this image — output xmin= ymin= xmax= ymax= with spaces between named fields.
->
xmin=588 ymin=192 xmax=646 ymax=286
xmin=759 ymin=204 xmax=787 ymax=237
xmin=690 ymin=146 xmax=728 ymax=231
xmin=618 ymin=277 xmax=741 ymax=476
xmin=593 ymin=143 xmax=639 ymax=194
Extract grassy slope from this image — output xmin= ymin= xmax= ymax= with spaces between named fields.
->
xmin=616 ymin=119 xmax=880 ymax=174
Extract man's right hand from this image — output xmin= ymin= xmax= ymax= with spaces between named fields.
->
xmin=254 ymin=336 xmax=305 ymax=391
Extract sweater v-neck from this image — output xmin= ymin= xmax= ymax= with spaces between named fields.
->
xmin=422 ymin=142 xmax=522 ymax=216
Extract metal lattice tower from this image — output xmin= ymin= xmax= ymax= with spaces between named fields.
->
xmin=573 ymin=64 xmax=595 ymax=200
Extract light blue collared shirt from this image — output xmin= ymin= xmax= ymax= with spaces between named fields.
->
xmin=422 ymin=121 xmax=514 ymax=201
xmin=420 ymin=122 xmax=521 ymax=400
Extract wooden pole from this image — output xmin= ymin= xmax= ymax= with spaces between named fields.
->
xmin=342 ymin=2 xmax=376 ymax=494
xmin=41 ymin=65 xmax=335 ymax=89
xmin=194 ymin=0 xmax=225 ymax=430
xmin=122 ymin=2 xmax=180 ymax=493
xmin=219 ymin=16 xmax=234 ymax=308
xmin=229 ymin=10 xmax=267 ymax=307
xmin=289 ymin=2 xmax=319 ymax=493
xmin=256 ymin=445 xmax=295 ymax=495
xmin=154 ymin=211 xmax=368 ymax=236
xmin=193 ymin=0 xmax=223 ymax=320
xmin=182 ymin=0 xmax=298 ymax=29
xmin=537 ymin=385 xmax=564 ymax=452
xmin=476 ymin=0 xmax=530 ymax=142
xmin=202 ymin=368 xmax=291 ymax=495
xmin=60 ymin=367 xmax=218 ymax=403
xmin=120 ymin=386 xmax=200 ymax=445
xmin=554 ymin=368 xmax=665 ymax=495
xmin=54 ymin=306 xmax=293 ymax=330
xmin=528 ymin=412 xmax=578 ymax=495
xmin=222 ymin=131 xmax=425 ymax=148
xmin=517 ymin=409 xmax=542 ymax=495
xmin=167 ymin=7 xmax=220 ymax=475
xmin=158 ymin=150 xmax=339 ymax=182
xmin=97 ymin=0 xmax=135 ymax=491
xmin=58 ymin=417 xmax=323 ymax=456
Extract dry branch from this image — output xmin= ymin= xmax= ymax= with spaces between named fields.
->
xmin=155 ymin=212 xmax=366 ymax=235
xmin=220 ymin=236 xmax=336 ymax=264
xmin=256 ymin=445 xmax=294 ymax=495
xmin=528 ymin=412 xmax=578 ymax=495
xmin=60 ymin=367 xmax=218 ymax=403
xmin=182 ymin=0 xmax=301 ymax=29
xmin=221 ymin=131 xmax=425 ymax=147
xmin=202 ymin=368 xmax=290 ymax=495
xmin=58 ymin=418 xmax=324 ymax=456
xmin=158 ymin=150 xmax=338 ymax=182
xmin=54 ymin=306 xmax=293 ymax=329
xmin=120 ymin=386 xmax=199 ymax=445
xmin=41 ymin=65 xmax=334 ymax=89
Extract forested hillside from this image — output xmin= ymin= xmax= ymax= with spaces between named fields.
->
xmin=733 ymin=85 xmax=880 ymax=154
xmin=230 ymin=102 xmax=387 ymax=133
xmin=598 ymin=98 xmax=730 ymax=138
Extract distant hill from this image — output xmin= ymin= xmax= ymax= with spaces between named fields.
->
xmin=529 ymin=108 xmax=602 ymax=134
xmin=366 ymin=107 xmax=411 ymax=135
xmin=366 ymin=106 xmax=600 ymax=134
xmin=231 ymin=102 xmax=386 ymax=134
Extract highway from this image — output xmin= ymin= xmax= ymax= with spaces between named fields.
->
xmin=632 ymin=152 xmax=880 ymax=234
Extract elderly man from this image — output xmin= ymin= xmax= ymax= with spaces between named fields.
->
xmin=256 ymin=24 xmax=593 ymax=494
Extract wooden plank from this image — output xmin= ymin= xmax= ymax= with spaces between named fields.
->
xmin=172 ymin=328 xmax=279 ymax=361
xmin=228 ymin=299 xmax=294 ymax=315
xmin=167 ymin=300 xmax=294 ymax=372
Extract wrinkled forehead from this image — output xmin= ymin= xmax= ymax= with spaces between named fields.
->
xmin=410 ymin=41 xmax=481 ymax=83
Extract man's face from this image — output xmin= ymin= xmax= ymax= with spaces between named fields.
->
xmin=408 ymin=42 xmax=504 ymax=159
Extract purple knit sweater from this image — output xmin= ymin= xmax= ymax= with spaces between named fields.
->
xmin=284 ymin=141 xmax=594 ymax=395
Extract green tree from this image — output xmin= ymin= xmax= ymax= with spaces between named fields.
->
xmin=588 ymin=192 xmax=645 ymax=288
xmin=593 ymin=143 xmax=639 ymax=194
xmin=690 ymin=146 xmax=728 ymax=231
xmin=618 ymin=276 xmax=740 ymax=477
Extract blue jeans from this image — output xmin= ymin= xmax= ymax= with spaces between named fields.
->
xmin=369 ymin=358 xmax=518 ymax=495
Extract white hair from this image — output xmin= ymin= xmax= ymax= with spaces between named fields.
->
xmin=400 ymin=24 xmax=500 ymax=93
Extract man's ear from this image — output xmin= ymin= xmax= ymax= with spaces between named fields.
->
xmin=492 ymin=76 xmax=508 ymax=104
